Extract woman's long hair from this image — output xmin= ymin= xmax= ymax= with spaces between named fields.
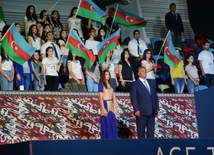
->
xmin=39 ymin=10 xmax=51 ymax=26
xmin=100 ymin=70 xmax=112 ymax=89
xmin=51 ymin=10 xmax=63 ymax=28
xmin=28 ymin=24 xmax=40 ymax=41
xmin=25 ymin=5 xmax=38 ymax=22
xmin=69 ymin=7 xmax=77 ymax=17
xmin=142 ymin=49 xmax=153 ymax=62
xmin=120 ymin=48 xmax=131 ymax=64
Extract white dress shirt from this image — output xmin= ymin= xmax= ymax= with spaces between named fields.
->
xmin=128 ymin=38 xmax=148 ymax=57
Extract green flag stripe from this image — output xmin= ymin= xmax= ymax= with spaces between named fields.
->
xmin=115 ymin=16 xmax=146 ymax=28
xmin=164 ymin=52 xmax=177 ymax=68
xmin=66 ymin=43 xmax=94 ymax=68
xmin=2 ymin=37 xmax=26 ymax=65
xmin=99 ymin=43 xmax=117 ymax=64
xmin=78 ymin=7 xmax=106 ymax=25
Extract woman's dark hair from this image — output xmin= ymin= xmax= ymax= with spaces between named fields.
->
xmin=67 ymin=50 xmax=74 ymax=61
xmin=2 ymin=25 xmax=10 ymax=36
xmin=42 ymin=23 xmax=51 ymax=37
xmin=25 ymin=5 xmax=38 ymax=22
xmin=120 ymin=48 xmax=131 ymax=64
xmin=105 ymin=50 xmax=113 ymax=62
xmin=96 ymin=27 xmax=106 ymax=41
xmin=88 ymin=27 xmax=96 ymax=35
xmin=28 ymin=24 xmax=39 ymax=41
xmin=59 ymin=29 xmax=67 ymax=42
xmin=101 ymin=70 xmax=112 ymax=89
xmin=185 ymin=53 xmax=194 ymax=65
xmin=142 ymin=49 xmax=153 ymax=62
xmin=108 ymin=7 xmax=115 ymax=17
xmin=15 ymin=23 xmax=21 ymax=27
xmin=45 ymin=46 xmax=53 ymax=57
xmin=32 ymin=50 xmax=40 ymax=61
xmin=51 ymin=10 xmax=63 ymax=29
xmin=69 ymin=7 xmax=77 ymax=17
xmin=39 ymin=10 xmax=51 ymax=26
xmin=0 ymin=47 xmax=7 ymax=62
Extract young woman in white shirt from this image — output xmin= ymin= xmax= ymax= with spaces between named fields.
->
xmin=42 ymin=46 xmax=62 ymax=91
xmin=27 ymin=24 xmax=41 ymax=50
xmin=67 ymin=7 xmax=84 ymax=39
xmin=0 ymin=48 xmax=14 ymax=90
xmin=67 ymin=52 xmax=86 ymax=92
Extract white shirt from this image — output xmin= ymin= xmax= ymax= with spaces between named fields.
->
xmin=41 ymin=41 xmax=62 ymax=62
xmin=128 ymin=38 xmax=148 ymax=57
xmin=198 ymin=50 xmax=214 ymax=74
xmin=0 ymin=56 xmax=13 ymax=71
xmin=67 ymin=17 xmax=83 ymax=38
xmin=85 ymin=40 xmax=100 ymax=55
xmin=28 ymin=36 xmax=41 ymax=50
xmin=104 ymin=61 xmax=116 ymax=79
xmin=139 ymin=78 xmax=151 ymax=91
xmin=68 ymin=60 xmax=82 ymax=79
xmin=42 ymin=57 xmax=58 ymax=76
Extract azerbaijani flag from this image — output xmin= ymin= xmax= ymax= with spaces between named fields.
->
xmin=77 ymin=0 xmax=107 ymax=25
xmin=164 ymin=31 xmax=182 ymax=68
xmin=66 ymin=29 xmax=96 ymax=68
xmin=97 ymin=29 xmax=120 ymax=64
xmin=114 ymin=5 xmax=147 ymax=28
xmin=1 ymin=24 xmax=36 ymax=65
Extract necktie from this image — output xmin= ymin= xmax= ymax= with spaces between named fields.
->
xmin=137 ymin=39 xmax=140 ymax=55
xmin=173 ymin=12 xmax=177 ymax=19
xmin=51 ymin=43 xmax=59 ymax=60
xmin=144 ymin=80 xmax=151 ymax=94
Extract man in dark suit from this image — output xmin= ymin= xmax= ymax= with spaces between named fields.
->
xmin=165 ymin=3 xmax=184 ymax=48
xmin=130 ymin=66 xmax=159 ymax=138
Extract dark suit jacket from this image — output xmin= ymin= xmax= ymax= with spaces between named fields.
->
xmin=130 ymin=79 xmax=159 ymax=116
xmin=165 ymin=11 xmax=184 ymax=35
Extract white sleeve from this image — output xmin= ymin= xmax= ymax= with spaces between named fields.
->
xmin=128 ymin=41 xmax=138 ymax=57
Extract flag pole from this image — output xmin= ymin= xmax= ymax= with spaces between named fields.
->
xmin=65 ymin=28 xmax=73 ymax=47
xmin=109 ymin=4 xmax=119 ymax=35
xmin=48 ymin=0 xmax=60 ymax=13
xmin=155 ymin=30 xmax=170 ymax=63
xmin=76 ymin=0 xmax=81 ymax=16
xmin=0 ymin=23 xmax=14 ymax=42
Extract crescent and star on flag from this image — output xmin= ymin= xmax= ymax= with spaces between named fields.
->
xmin=11 ymin=41 xmax=18 ymax=51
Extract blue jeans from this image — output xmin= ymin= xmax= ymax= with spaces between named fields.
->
xmin=86 ymin=78 xmax=98 ymax=92
xmin=174 ymin=78 xmax=185 ymax=93
xmin=111 ymin=78 xmax=117 ymax=92
xmin=33 ymin=75 xmax=45 ymax=91
xmin=24 ymin=73 xmax=31 ymax=90
xmin=62 ymin=55 xmax=68 ymax=68
xmin=0 ymin=70 xmax=13 ymax=90
xmin=187 ymin=79 xmax=199 ymax=93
